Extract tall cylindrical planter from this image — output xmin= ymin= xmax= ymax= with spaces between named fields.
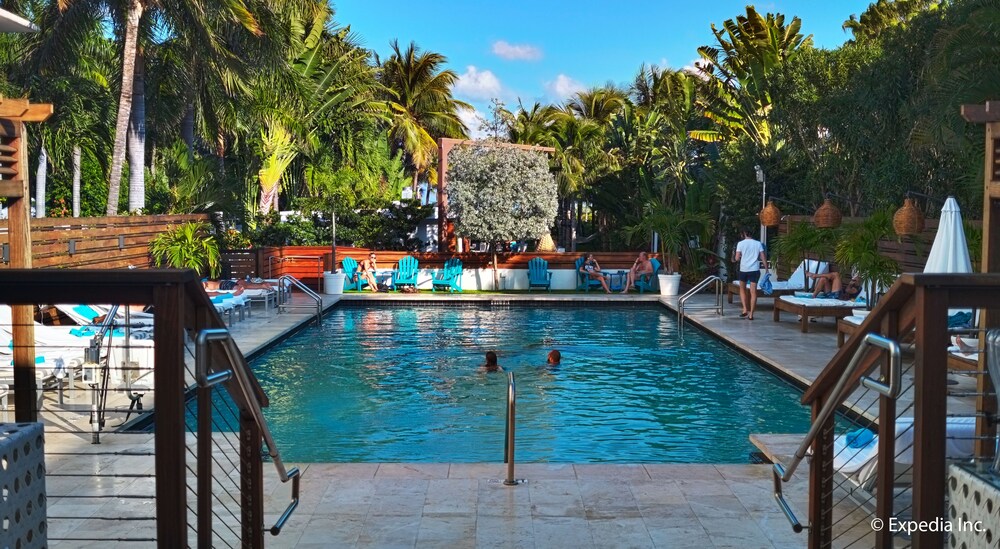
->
xmin=323 ymin=271 xmax=346 ymax=295
xmin=659 ymin=273 xmax=681 ymax=296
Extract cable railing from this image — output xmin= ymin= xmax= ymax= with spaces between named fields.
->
xmin=772 ymin=332 xmax=902 ymax=532
xmin=0 ymin=269 xmax=300 ymax=547
xmin=195 ymin=329 xmax=300 ymax=543
xmin=783 ymin=274 xmax=1000 ymax=548
xmin=277 ymin=274 xmax=323 ymax=325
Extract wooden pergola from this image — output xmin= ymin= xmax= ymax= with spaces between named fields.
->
xmin=436 ymin=138 xmax=556 ymax=253
xmin=961 ymin=100 xmax=1000 ymax=457
xmin=1 ymin=96 xmax=54 ymax=421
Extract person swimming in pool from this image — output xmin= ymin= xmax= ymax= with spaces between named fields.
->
xmin=480 ymin=350 xmax=503 ymax=372
xmin=547 ymin=350 xmax=561 ymax=366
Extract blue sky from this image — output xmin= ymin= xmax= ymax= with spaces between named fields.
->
xmin=334 ymin=1 xmax=874 ymax=135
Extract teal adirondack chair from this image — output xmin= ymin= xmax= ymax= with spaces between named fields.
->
xmin=392 ymin=255 xmax=419 ymax=290
xmin=527 ymin=257 xmax=552 ymax=292
xmin=432 ymin=258 xmax=463 ymax=292
xmin=341 ymin=257 xmax=367 ymax=291
xmin=633 ymin=258 xmax=661 ymax=293
xmin=575 ymin=257 xmax=604 ymax=292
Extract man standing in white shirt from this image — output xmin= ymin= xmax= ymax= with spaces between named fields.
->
xmin=733 ymin=228 xmax=768 ymax=320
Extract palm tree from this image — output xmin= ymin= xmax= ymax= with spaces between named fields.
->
xmin=692 ymin=6 xmax=811 ymax=153
xmin=565 ymin=86 xmax=627 ymax=125
xmin=507 ymin=101 xmax=557 ymax=147
xmin=52 ymin=0 xmax=269 ymax=215
xmin=843 ymin=0 xmax=940 ymax=43
xmin=378 ymin=40 xmax=470 ymax=193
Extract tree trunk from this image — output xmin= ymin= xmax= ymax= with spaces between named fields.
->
xmin=35 ymin=144 xmax=47 ymax=218
xmin=411 ymin=170 xmax=419 ymax=196
xmin=105 ymin=0 xmax=144 ymax=216
xmin=72 ymin=145 xmax=81 ymax=217
xmin=127 ymin=47 xmax=146 ymax=213
xmin=492 ymin=247 xmax=500 ymax=291
xmin=181 ymin=102 xmax=195 ymax=156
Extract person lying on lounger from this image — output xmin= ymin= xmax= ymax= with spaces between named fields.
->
xmin=808 ymin=272 xmax=861 ymax=300
xmin=203 ymin=279 xmax=273 ymax=291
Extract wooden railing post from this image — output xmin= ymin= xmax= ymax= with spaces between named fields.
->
xmin=153 ymin=282 xmax=189 ymax=548
xmin=911 ymin=285 xmax=949 ymax=548
xmin=808 ymin=398 xmax=834 ymax=549
xmin=874 ymin=309 xmax=899 ymax=549
xmin=241 ymin=410 xmax=265 ymax=548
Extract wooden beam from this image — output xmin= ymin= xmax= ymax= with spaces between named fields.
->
xmin=0 ymin=99 xmax=54 ymax=122
xmin=961 ymin=100 xmax=1000 ymax=123
xmin=0 ymin=179 xmax=25 ymax=197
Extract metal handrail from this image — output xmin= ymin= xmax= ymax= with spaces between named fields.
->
xmin=196 ymin=329 xmax=301 ymax=537
xmin=277 ymin=274 xmax=323 ymax=325
xmin=772 ymin=332 xmax=902 ymax=532
xmin=677 ymin=275 xmax=724 ymax=329
xmin=503 ymin=371 xmax=518 ymax=486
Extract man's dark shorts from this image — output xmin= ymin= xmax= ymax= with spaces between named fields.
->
xmin=737 ymin=270 xmax=760 ymax=284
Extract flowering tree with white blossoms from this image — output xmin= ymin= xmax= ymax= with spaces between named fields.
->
xmin=447 ymin=144 xmax=558 ymax=289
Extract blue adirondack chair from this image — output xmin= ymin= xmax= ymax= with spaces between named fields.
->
xmin=341 ymin=257 xmax=367 ymax=291
xmin=392 ymin=255 xmax=419 ymax=290
xmin=633 ymin=258 xmax=661 ymax=293
xmin=575 ymin=257 xmax=604 ymax=292
xmin=432 ymin=258 xmax=463 ymax=292
xmin=527 ymin=257 xmax=552 ymax=292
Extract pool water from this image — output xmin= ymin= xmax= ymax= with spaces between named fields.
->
xmin=251 ymin=304 xmax=817 ymax=463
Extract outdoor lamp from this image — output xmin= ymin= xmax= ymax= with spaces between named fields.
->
xmin=892 ymin=196 xmax=925 ymax=236
xmin=813 ymin=195 xmax=842 ymax=228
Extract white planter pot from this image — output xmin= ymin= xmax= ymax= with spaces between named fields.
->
xmin=659 ymin=273 xmax=681 ymax=296
xmin=323 ymin=271 xmax=346 ymax=295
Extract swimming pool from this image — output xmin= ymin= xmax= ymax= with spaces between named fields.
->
xmin=251 ymin=304 xmax=817 ymax=463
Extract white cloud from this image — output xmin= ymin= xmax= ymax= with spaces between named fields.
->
xmin=454 ymin=66 xmax=503 ymax=101
xmin=491 ymin=40 xmax=542 ymax=61
xmin=456 ymin=106 xmax=489 ymax=140
xmin=544 ymin=74 xmax=585 ymax=101
xmin=683 ymin=59 xmax=711 ymax=79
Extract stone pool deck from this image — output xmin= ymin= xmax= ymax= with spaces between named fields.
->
xmin=41 ymin=291 xmax=885 ymax=548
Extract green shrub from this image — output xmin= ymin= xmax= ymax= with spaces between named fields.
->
xmin=149 ymin=221 xmax=221 ymax=278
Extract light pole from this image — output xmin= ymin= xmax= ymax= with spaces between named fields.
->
xmin=754 ymin=165 xmax=766 ymax=248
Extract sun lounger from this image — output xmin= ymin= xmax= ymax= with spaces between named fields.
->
xmin=727 ymin=260 xmax=829 ymax=303
xmin=833 ymin=417 xmax=976 ymax=492
xmin=773 ymin=295 xmax=859 ymax=333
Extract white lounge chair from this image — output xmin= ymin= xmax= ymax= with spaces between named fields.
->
xmin=833 ymin=416 xmax=977 ymax=493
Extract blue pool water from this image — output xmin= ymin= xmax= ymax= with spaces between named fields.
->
xmin=251 ymin=304 xmax=816 ymax=463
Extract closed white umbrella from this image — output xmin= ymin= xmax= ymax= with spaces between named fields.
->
xmin=0 ymin=8 xmax=37 ymax=33
xmin=923 ymin=196 xmax=972 ymax=274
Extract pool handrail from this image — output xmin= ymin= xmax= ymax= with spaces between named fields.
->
xmin=503 ymin=371 xmax=518 ymax=486
xmin=277 ymin=274 xmax=323 ymax=325
xmin=677 ymin=275 xmax=724 ymax=331
xmin=196 ymin=328 xmax=301 ymax=539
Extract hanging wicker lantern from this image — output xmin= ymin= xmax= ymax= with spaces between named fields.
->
xmin=759 ymin=200 xmax=782 ymax=228
xmin=892 ymin=197 xmax=925 ymax=236
xmin=536 ymin=233 xmax=556 ymax=252
xmin=813 ymin=198 xmax=842 ymax=229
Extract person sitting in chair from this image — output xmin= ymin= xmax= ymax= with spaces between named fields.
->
xmin=579 ymin=253 xmax=611 ymax=293
xmin=808 ymin=271 xmax=862 ymax=300
xmin=621 ymin=251 xmax=653 ymax=294
xmin=357 ymin=253 xmax=379 ymax=292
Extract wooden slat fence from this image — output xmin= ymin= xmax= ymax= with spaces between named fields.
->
xmin=0 ymin=214 xmax=210 ymax=269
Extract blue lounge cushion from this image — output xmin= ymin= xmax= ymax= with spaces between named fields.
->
xmin=845 ymin=428 xmax=875 ymax=448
